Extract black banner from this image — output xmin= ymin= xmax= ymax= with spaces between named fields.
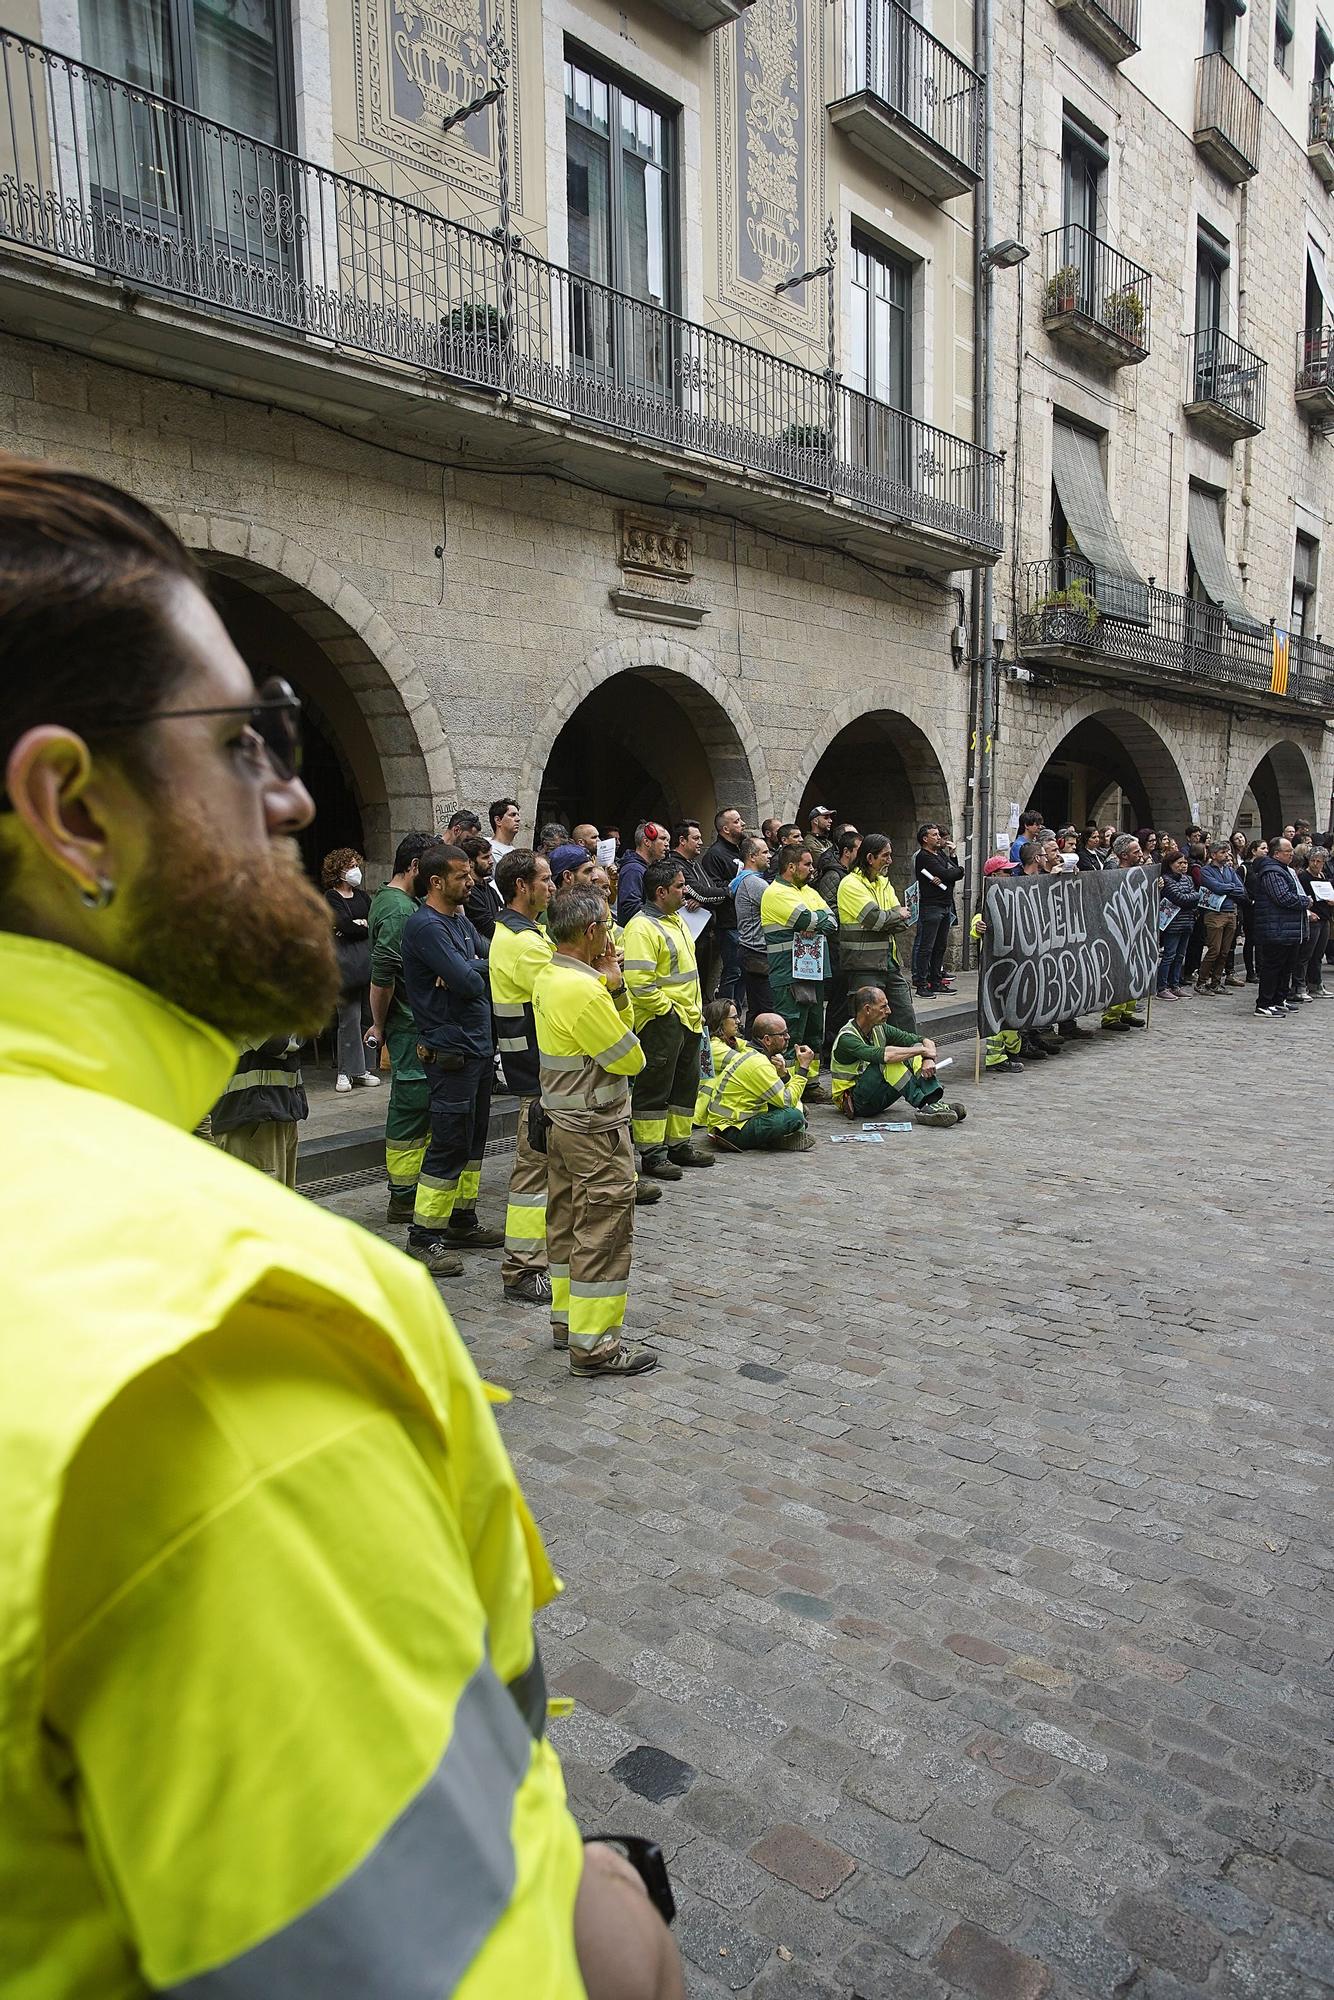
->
xmin=977 ymin=866 xmax=1161 ymax=1035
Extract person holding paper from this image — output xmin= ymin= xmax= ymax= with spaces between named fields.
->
xmin=621 ymin=859 xmax=714 ymax=1180
xmin=1298 ymin=844 xmax=1331 ymax=997
xmin=760 ymin=845 xmax=837 ymax=1084
xmin=829 ymin=987 xmax=963 ymax=1127
xmin=672 ymin=820 xmax=730 ymax=1001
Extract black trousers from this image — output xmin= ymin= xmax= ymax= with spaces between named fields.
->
xmin=1256 ymin=937 xmax=1304 ymax=1011
xmin=741 ymin=952 xmax=773 ymax=1029
xmin=915 ymin=905 xmax=951 ymax=991
xmin=410 ymin=1054 xmax=492 ymax=1241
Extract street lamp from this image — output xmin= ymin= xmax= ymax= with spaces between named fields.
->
xmin=981 ymin=237 xmax=1029 ymax=271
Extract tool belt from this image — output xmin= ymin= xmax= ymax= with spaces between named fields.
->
xmin=416 ymin=1043 xmax=466 ymax=1070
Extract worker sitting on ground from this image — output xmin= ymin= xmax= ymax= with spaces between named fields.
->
xmin=830 ymin=984 xmax=965 ymax=1127
xmin=697 ymin=1010 xmax=819 ymax=1153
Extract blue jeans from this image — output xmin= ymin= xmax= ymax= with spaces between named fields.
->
xmin=717 ymin=926 xmax=743 ymax=1005
xmin=1158 ymin=924 xmax=1191 ymax=992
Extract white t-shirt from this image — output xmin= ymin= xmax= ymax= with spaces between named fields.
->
xmin=489 ymin=839 xmax=514 ymax=861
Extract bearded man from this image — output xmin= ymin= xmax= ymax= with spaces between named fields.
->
xmin=0 ymin=461 xmax=682 ymax=2000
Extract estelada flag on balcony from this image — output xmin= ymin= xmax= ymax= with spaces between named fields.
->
xmin=1271 ymin=627 xmax=1291 ymax=696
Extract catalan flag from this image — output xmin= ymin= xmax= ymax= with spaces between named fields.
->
xmin=1271 ymin=627 xmax=1291 ymax=696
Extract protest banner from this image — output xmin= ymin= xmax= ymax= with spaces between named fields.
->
xmin=977 ymin=865 xmax=1161 ymax=1037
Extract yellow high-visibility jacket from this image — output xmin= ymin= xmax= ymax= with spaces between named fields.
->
xmin=837 ymin=868 xmax=909 ymax=975
xmin=533 ymin=952 xmax=645 ymax=1132
xmin=621 ymin=907 xmax=703 ymax=1034
xmin=0 ymin=935 xmax=585 ymax=2000
xmin=699 ymin=1041 xmax=813 ymax=1131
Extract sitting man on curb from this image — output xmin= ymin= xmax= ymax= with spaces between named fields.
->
xmin=830 ymin=985 xmax=965 ymax=1127
xmin=698 ymin=1011 xmax=819 ymax=1153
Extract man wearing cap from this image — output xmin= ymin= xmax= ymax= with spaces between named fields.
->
xmin=806 ymin=806 xmax=835 ymax=859
xmin=971 ymin=855 xmax=1025 ymax=1074
xmin=616 ymin=820 xmax=669 ymax=926
xmin=549 ymin=842 xmax=598 ymax=893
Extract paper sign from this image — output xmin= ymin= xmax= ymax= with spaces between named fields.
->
xmin=1311 ymin=879 xmax=1334 ymax=903
xmin=595 ymin=838 xmax=617 ymax=867
xmin=682 ymin=906 xmax=712 ymax=941
xmin=830 ymin=1132 xmax=885 ymax=1144
xmin=861 ymin=1121 xmax=914 ymax=1132
xmin=791 ymin=933 xmax=824 ymax=981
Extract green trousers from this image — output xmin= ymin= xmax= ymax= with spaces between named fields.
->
xmin=843 ymin=1063 xmax=942 ymax=1116
xmin=725 ymin=1104 xmax=806 ymax=1149
xmin=772 ymin=976 xmax=824 ymax=1051
xmin=384 ymin=1017 xmax=429 ymax=1196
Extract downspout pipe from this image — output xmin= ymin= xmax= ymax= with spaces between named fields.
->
xmin=974 ymin=0 xmax=997 ymax=923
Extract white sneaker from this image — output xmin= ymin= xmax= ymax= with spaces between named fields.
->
xmin=356 ymin=1071 xmax=381 ymax=1087
xmin=335 ymin=1074 xmax=352 ymax=1093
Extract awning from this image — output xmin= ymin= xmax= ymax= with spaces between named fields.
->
xmin=1308 ymin=230 xmax=1334 ymax=318
xmin=1187 ymin=484 xmax=1265 ymax=634
xmin=1051 ymin=422 xmax=1149 ymax=624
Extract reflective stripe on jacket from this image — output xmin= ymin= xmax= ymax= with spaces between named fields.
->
xmin=830 ymin=1019 xmax=922 ymax=1099
xmin=489 ymin=911 xmax=554 ymax=1098
xmin=621 ymin=908 xmax=703 ymax=1034
xmin=533 ymin=952 xmax=645 ymax=1132
xmin=0 ymin=935 xmax=583 ymax=1999
xmin=700 ymin=1042 xmax=809 ymax=1131
xmin=208 ymin=1035 xmax=307 ymax=1134
xmin=759 ymin=881 xmax=836 ymax=983
xmin=837 ymin=870 xmax=906 ymax=973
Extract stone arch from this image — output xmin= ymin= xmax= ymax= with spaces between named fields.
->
xmin=1224 ymin=736 xmax=1319 ymax=837
xmin=1014 ymin=695 xmax=1197 ymax=834
xmin=521 ymin=636 xmax=771 ymax=834
xmin=784 ymin=694 xmax=956 ymax=896
xmin=166 ymin=514 xmax=456 ymax=872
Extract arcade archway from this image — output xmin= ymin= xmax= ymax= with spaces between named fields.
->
xmin=1231 ymin=740 xmax=1318 ymax=839
xmin=792 ymin=706 xmax=953 ymax=892
xmin=1019 ymin=704 xmax=1194 ymax=836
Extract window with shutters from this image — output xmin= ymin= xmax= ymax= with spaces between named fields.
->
xmin=1275 ymin=0 xmax=1294 ymax=74
xmin=1293 ymin=533 xmax=1319 ymax=640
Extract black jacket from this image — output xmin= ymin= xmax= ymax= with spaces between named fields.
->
xmin=465 ymin=875 xmax=504 ymax=941
xmin=912 ymin=846 xmax=964 ymax=909
xmin=701 ymin=835 xmax=744 ymax=931
xmin=211 ymin=1037 xmax=307 ymax=1135
xmin=814 ymin=852 xmax=848 ymax=912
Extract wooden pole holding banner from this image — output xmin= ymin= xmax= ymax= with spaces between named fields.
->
xmin=975 ymin=1032 xmax=983 ymax=1084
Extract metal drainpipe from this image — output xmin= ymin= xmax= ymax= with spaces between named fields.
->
xmin=975 ymin=0 xmax=997 ymax=913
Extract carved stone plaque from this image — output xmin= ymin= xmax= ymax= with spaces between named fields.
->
xmin=619 ymin=514 xmax=694 ymax=581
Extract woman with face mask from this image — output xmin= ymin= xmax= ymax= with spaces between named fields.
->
xmin=322 ymin=847 xmax=381 ymax=1093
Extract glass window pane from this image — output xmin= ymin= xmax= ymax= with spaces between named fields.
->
xmin=80 ymin=0 xmax=180 ymax=217
xmin=192 ymin=0 xmax=284 ymax=144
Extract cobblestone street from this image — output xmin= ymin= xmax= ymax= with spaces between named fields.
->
xmin=322 ymin=998 xmax=1334 ymax=2000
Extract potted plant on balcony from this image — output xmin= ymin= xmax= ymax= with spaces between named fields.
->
xmin=1101 ymin=284 xmax=1145 ymax=346
xmin=1044 ymin=264 xmax=1082 ymax=317
xmin=778 ymin=421 xmax=833 ymax=475
xmin=1024 ymin=576 xmax=1100 ymax=649
xmin=440 ymin=300 xmax=509 ymax=387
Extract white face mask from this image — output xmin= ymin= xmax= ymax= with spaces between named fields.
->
xmin=343 ymin=867 xmax=363 ymax=888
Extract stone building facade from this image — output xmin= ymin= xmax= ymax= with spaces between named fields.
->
xmin=988 ymin=0 xmax=1334 ymax=848
xmin=0 ymin=0 xmax=1328 ymax=892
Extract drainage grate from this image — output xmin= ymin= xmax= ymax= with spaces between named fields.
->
xmin=299 ymin=1166 xmax=389 ymax=1200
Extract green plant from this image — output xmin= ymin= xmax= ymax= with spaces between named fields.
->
xmin=1044 ymin=264 xmax=1081 ymax=314
xmin=444 ymin=300 xmax=507 ymax=344
xmin=1034 ymin=576 xmax=1100 ymax=630
xmin=780 ymin=422 xmax=832 ymax=452
xmin=1102 ymin=284 xmax=1145 ymax=341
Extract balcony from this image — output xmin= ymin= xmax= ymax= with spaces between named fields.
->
xmin=0 ymin=32 xmax=1002 ymax=568
xmin=1184 ymin=329 xmax=1267 ymax=444
xmin=1194 ymin=52 xmax=1262 ymax=183
xmin=1310 ymin=86 xmax=1334 ymax=185
xmin=1041 ymin=225 xmax=1151 ymax=368
xmin=1017 ymin=559 xmax=1334 ymax=715
xmin=1050 ymin=0 xmax=1141 ymax=65
xmin=649 ymin=0 xmax=754 ymax=30
xmin=828 ymin=0 xmax=983 ymax=204
xmin=1296 ymin=327 xmax=1334 ymax=425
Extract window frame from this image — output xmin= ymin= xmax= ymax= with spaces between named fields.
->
xmin=81 ymin=0 xmax=297 ymax=147
xmin=563 ymin=42 xmax=679 ymax=320
xmin=1293 ymin=531 xmax=1320 ymax=640
xmin=848 ymin=230 xmax=915 ymax=417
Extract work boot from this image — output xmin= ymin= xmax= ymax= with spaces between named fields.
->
xmin=386 ymin=1186 xmax=416 ymax=1225
xmin=916 ymin=1102 xmax=960 ymax=1128
xmin=1227 ymin=974 xmax=1246 ymax=987
xmin=407 ymin=1236 xmax=464 ymax=1278
xmin=571 ymin=1341 xmax=660 ymax=1378
xmin=504 ymin=1270 xmax=553 ymax=1306
xmin=773 ymin=1128 xmax=817 ymax=1152
xmin=446 ymin=1215 xmax=505 ymax=1249
xmin=1019 ymin=1036 xmax=1049 ymax=1060
xmin=803 ymin=1079 xmax=827 ymax=1103
xmin=708 ymin=1128 xmax=743 ymax=1153
xmin=1058 ymin=1021 xmax=1089 ymax=1039
xmin=639 ymin=1147 xmax=683 ymax=1181
xmin=634 ymin=1178 xmax=664 ymax=1204
xmin=1123 ymin=1014 xmax=1148 ymax=1028
xmin=667 ymin=1140 xmax=715 ymax=1169
xmin=948 ymin=1101 xmax=968 ymax=1122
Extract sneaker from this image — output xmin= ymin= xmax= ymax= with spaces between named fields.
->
xmin=407 ymin=1237 xmax=464 ymax=1278
xmin=355 ymin=1071 xmax=381 ymax=1087
xmin=1308 ymin=988 xmax=1325 ymax=999
xmin=1254 ymin=1006 xmax=1279 ymax=1018
xmin=504 ymin=1271 xmax=553 ymax=1306
xmin=708 ymin=1129 xmax=744 ymax=1153
xmin=932 ymin=979 xmax=956 ymax=994
xmin=916 ymin=1103 xmax=960 ymax=1128
xmin=639 ymin=1149 xmax=683 ymax=1182
xmin=335 ymin=1073 xmax=352 ymax=1093
xmin=1226 ymin=975 xmax=1246 ymax=988
xmin=634 ymin=1179 xmax=664 ymax=1205
xmin=1156 ymin=989 xmax=1178 ymax=1001
xmin=948 ymin=1102 xmax=968 ymax=1123
xmin=386 ymin=1187 xmax=416 ymax=1225
xmin=1002 ymin=1057 xmax=1026 ymax=1072
xmin=571 ymin=1341 xmax=660 ymax=1379
xmin=1170 ymin=986 xmax=1187 ymax=998
xmin=446 ymin=1218 xmax=505 ymax=1249
xmin=667 ymin=1141 xmax=716 ymax=1169
xmin=1286 ymin=995 xmax=1306 ymax=1007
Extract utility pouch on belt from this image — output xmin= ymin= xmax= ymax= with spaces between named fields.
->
xmin=527 ymin=1098 xmax=551 ymax=1155
xmin=416 ymin=1044 xmax=466 ymax=1070
xmin=791 ymin=981 xmax=820 ymax=1007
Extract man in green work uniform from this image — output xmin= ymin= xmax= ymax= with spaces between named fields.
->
xmin=366 ymin=829 xmax=432 ymax=1222
xmin=830 ymin=985 xmax=965 ymax=1127
xmin=760 ymin=844 xmax=838 ymax=1085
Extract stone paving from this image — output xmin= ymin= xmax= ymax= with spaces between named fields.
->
xmin=320 ymin=994 xmax=1334 ymax=2000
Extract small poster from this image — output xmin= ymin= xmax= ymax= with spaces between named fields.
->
xmin=791 ymin=933 xmax=824 ymax=982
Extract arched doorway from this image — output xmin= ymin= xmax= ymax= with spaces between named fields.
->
xmin=1021 ymin=705 xmax=1194 ymax=836
xmin=1232 ymin=741 xmax=1318 ymax=839
xmin=193 ymin=544 xmax=452 ymax=880
xmin=534 ymin=665 xmax=762 ymax=839
xmin=793 ymin=707 xmax=953 ymax=891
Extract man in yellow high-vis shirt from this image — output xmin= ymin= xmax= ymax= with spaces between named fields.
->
xmin=490 ymin=846 xmax=555 ymax=1308
xmin=621 ymin=858 xmax=713 ymax=1182
xmin=0 ymin=459 xmax=682 ymax=1999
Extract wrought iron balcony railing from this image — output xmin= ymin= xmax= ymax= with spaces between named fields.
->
xmin=1194 ymin=51 xmax=1262 ymax=182
xmin=840 ymin=0 xmax=983 ymax=182
xmin=1296 ymin=324 xmax=1334 ymax=421
xmin=1018 ymin=558 xmax=1334 ymax=712
xmin=1185 ymin=327 xmax=1267 ymax=437
xmin=0 ymin=31 xmax=1003 ymax=555
xmin=1310 ymin=82 xmax=1334 ymax=148
xmin=1050 ymin=0 xmax=1141 ymax=64
xmin=1041 ymin=224 xmax=1151 ymax=362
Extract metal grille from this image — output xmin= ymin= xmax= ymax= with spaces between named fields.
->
xmin=0 ymin=29 xmax=1003 ymax=555
xmin=1297 ymin=324 xmax=1334 ymax=392
xmin=1042 ymin=224 xmax=1151 ymax=359
xmin=1186 ymin=328 xmax=1267 ymax=432
xmin=1018 ymin=558 xmax=1334 ymax=713
xmin=1310 ymin=82 xmax=1334 ymax=147
xmin=1194 ymin=51 xmax=1262 ymax=178
xmin=842 ymin=0 xmax=983 ymax=177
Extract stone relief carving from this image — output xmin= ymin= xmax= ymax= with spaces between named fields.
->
xmin=620 ymin=515 xmax=694 ymax=581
